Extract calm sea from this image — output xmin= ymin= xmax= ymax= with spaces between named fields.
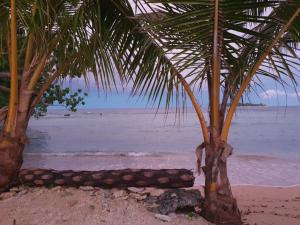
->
xmin=23 ymin=106 xmax=300 ymax=186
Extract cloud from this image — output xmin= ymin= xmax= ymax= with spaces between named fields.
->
xmin=291 ymin=92 xmax=300 ymax=98
xmin=260 ymin=89 xmax=286 ymax=99
xmin=260 ymin=89 xmax=300 ymax=99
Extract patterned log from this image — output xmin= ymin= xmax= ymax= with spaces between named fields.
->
xmin=18 ymin=168 xmax=194 ymax=188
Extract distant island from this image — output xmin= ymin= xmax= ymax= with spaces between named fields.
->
xmin=227 ymin=102 xmax=266 ymax=106
xmin=238 ymin=103 xmax=266 ymax=106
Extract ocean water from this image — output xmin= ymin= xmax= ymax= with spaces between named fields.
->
xmin=23 ymin=106 xmax=300 ymax=186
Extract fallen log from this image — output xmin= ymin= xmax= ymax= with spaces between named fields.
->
xmin=18 ymin=168 xmax=194 ymax=188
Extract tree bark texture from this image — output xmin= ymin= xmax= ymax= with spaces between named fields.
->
xmin=0 ymin=135 xmax=24 ymax=192
xmin=201 ymin=141 xmax=242 ymax=225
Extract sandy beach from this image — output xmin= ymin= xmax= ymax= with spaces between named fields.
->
xmin=234 ymin=186 xmax=300 ymax=225
xmin=0 ymin=185 xmax=299 ymax=225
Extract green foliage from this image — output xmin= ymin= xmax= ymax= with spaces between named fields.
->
xmin=33 ymin=84 xmax=88 ymax=118
xmin=0 ymin=0 xmax=163 ymax=92
xmin=0 ymin=0 xmax=183 ymax=114
xmin=0 ymin=78 xmax=88 ymax=117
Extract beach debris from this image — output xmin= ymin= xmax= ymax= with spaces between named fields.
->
xmin=194 ymin=206 xmax=202 ymax=214
xmin=148 ymin=189 xmax=203 ymax=215
xmin=129 ymin=192 xmax=147 ymax=201
xmin=16 ymin=189 xmax=28 ymax=197
xmin=60 ymin=190 xmax=74 ymax=197
xmin=113 ymin=190 xmax=127 ymax=199
xmin=102 ymin=189 xmax=112 ymax=199
xmin=89 ymin=191 xmax=97 ymax=197
xmin=168 ymin=212 xmax=177 ymax=219
xmin=65 ymin=187 xmax=76 ymax=192
xmin=154 ymin=214 xmax=172 ymax=222
xmin=144 ymin=187 xmax=166 ymax=197
xmin=79 ymin=186 xmax=94 ymax=191
xmin=10 ymin=186 xmax=26 ymax=193
xmin=51 ymin=186 xmax=63 ymax=191
xmin=102 ymin=202 xmax=111 ymax=212
xmin=9 ymin=187 xmax=19 ymax=193
xmin=0 ymin=191 xmax=15 ymax=200
xmin=127 ymin=187 xmax=145 ymax=193
xmin=33 ymin=188 xmax=46 ymax=196
xmin=120 ymin=195 xmax=129 ymax=200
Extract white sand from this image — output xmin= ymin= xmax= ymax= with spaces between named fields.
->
xmin=0 ymin=187 xmax=211 ymax=225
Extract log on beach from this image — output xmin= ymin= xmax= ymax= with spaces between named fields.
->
xmin=18 ymin=168 xmax=194 ymax=188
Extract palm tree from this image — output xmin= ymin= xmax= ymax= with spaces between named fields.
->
xmin=132 ymin=1 xmax=300 ymax=224
xmin=0 ymin=0 xmax=180 ymax=191
xmin=1 ymin=0 xmax=299 ymax=224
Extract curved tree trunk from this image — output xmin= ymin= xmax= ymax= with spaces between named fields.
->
xmin=0 ymin=135 xmax=24 ymax=192
xmin=0 ymin=93 xmax=31 ymax=192
xmin=202 ymin=143 xmax=241 ymax=225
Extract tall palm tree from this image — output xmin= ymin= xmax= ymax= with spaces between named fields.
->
xmin=0 ymin=0 xmax=179 ymax=191
xmin=132 ymin=1 xmax=300 ymax=224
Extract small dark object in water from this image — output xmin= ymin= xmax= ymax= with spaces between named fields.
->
xmin=147 ymin=189 xmax=203 ymax=215
xmin=64 ymin=113 xmax=71 ymax=117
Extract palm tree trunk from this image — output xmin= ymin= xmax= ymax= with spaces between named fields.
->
xmin=0 ymin=74 xmax=36 ymax=191
xmin=0 ymin=88 xmax=32 ymax=191
xmin=211 ymin=0 xmax=220 ymax=132
xmin=0 ymin=135 xmax=25 ymax=192
xmin=0 ymin=0 xmax=22 ymax=192
xmin=4 ymin=0 xmax=18 ymax=136
xmin=202 ymin=141 xmax=241 ymax=225
xmin=0 ymin=0 xmax=56 ymax=191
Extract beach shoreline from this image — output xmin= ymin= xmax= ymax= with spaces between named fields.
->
xmin=23 ymin=107 xmax=300 ymax=188
xmin=22 ymin=152 xmax=300 ymax=187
